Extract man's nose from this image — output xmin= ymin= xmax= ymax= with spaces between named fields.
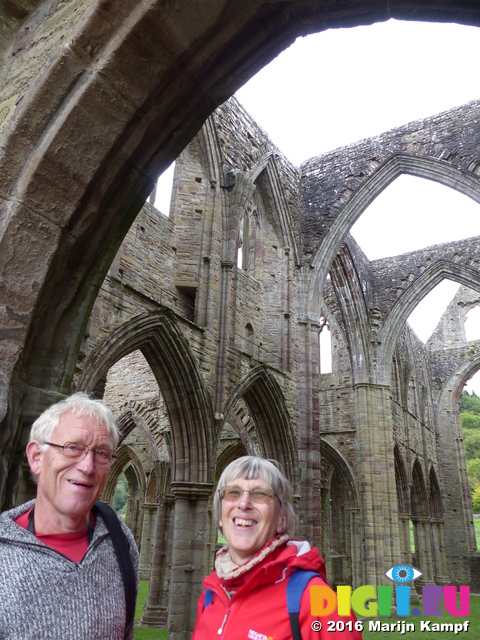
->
xmin=77 ymin=448 xmax=96 ymax=471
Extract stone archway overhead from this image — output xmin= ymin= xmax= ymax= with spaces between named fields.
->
xmin=3 ymin=2 xmax=480 ymax=427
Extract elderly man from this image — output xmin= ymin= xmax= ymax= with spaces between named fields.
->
xmin=0 ymin=393 xmax=139 ymax=639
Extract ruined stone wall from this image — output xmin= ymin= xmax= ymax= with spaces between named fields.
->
xmin=71 ymin=94 xmax=480 ymax=599
xmin=301 ymin=100 xmax=480 ymax=259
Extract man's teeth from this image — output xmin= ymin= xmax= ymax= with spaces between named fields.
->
xmin=234 ymin=518 xmax=255 ymax=527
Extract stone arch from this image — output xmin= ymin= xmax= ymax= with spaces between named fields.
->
xmin=328 ymin=244 xmax=372 ymax=381
xmin=7 ymin=3 xmax=478 ymax=427
xmin=377 ymin=262 xmax=480 ymax=379
xmin=429 ymin=466 xmax=444 ymax=520
xmin=215 ymin=441 xmax=249 ymax=484
xmin=220 ymin=366 xmax=298 ymax=487
xmin=76 ymin=310 xmax=214 ymax=484
xmin=249 ymin=154 xmax=301 ymax=265
xmin=411 ymin=459 xmax=428 ymax=518
xmin=116 ymin=407 xmax=162 ymax=463
xmin=219 ymin=403 xmax=260 ymax=458
xmin=101 ymin=444 xmax=146 ymax=544
xmin=102 ymin=444 xmax=146 ymax=504
xmin=305 ymin=154 xmax=480 ymax=319
xmin=410 ymin=458 xmax=437 ymax=581
xmin=2 ymin=0 xmax=480 ymax=513
xmin=320 ymin=440 xmax=361 ymax=588
xmin=435 ymin=350 xmax=480 ymax=566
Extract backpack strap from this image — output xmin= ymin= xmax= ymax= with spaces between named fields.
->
xmin=93 ymin=501 xmax=137 ymax=633
xmin=203 ymin=588 xmax=214 ymax=609
xmin=286 ymin=570 xmax=320 ymax=640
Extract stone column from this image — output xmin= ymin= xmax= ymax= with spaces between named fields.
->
xmin=430 ymin=520 xmax=449 ymax=583
xmin=414 ymin=517 xmax=434 ymax=584
xmin=348 ymin=508 xmax=362 ymax=589
xmin=354 ymin=382 xmax=401 ymax=584
xmin=398 ymin=514 xmax=413 ymax=565
xmin=167 ymin=481 xmax=214 ymax=640
xmin=139 ymin=503 xmax=157 ymax=580
xmin=214 ymin=260 xmax=234 ymax=415
xmin=296 ymin=319 xmax=322 ymax=547
xmin=141 ymin=494 xmax=174 ymax=626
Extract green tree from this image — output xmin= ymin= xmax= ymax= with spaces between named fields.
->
xmin=461 ymin=390 xmax=480 ymax=415
xmin=464 ymin=428 xmax=480 ymax=459
xmin=462 ymin=412 xmax=480 ymax=431
xmin=467 ymin=458 xmax=480 ymax=487
xmin=113 ymin=473 xmax=128 ymax=515
xmin=471 ymin=485 xmax=480 ymax=514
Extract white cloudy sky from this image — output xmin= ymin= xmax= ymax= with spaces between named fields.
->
xmin=157 ymin=19 xmax=480 ymax=394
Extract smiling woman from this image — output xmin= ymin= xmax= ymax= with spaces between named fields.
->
xmin=192 ymin=456 xmax=363 ymax=640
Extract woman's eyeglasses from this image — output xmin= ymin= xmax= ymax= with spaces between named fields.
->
xmin=218 ymin=486 xmax=275 ymax=504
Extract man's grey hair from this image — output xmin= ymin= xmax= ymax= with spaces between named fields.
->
xmin=29 ymin=392 xmax=120 ymax=448
xmin=213 ymin=455 xmax=296 ymax=535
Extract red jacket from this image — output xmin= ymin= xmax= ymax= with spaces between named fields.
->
xmin=192 ymin=539 xmax=363 ymax=640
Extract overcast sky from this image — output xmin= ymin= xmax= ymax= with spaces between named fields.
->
xmin=234 ymin=18 xmax=480 ymax=395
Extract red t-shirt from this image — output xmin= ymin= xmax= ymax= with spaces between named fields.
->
xmin=15 ymin=508 xmax=90 ymax=563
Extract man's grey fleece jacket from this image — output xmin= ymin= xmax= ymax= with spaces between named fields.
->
xmin=0 ymin=500 xmax=139 ymax=640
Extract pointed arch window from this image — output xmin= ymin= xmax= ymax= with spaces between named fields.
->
xmin=319 ymin=317 xmax=332 ymax=374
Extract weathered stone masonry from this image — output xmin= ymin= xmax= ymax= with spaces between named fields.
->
xmin=64 ymin=98 xmax=480 ymax=620
xmin=3 ymin=3 xmax=480 ymax=639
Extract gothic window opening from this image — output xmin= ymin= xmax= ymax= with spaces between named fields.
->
xmin=319 ymin=317 xmax=332 ymax=374
xmin=238 ymin=202 xmax=259 ymax=274
xmin=245 ymin=323 xmax=255 ymax=356
xmin=149 ymin=162 xmax=175 ymax=216
xmin=465 ymin=305 xmax=480 ymax=341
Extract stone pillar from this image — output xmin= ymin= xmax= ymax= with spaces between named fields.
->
xmin=413 ymin=518 xmax=434 ymax=584
xmin=398 ymin=515 xmax=413 ymax=565
xmin=349 ymin=508 xmax=362 ymax=589
xmin=141 ymin=494 xmax=174 ymax=626
xmin=436 ymin=398 xmax=474 ymax=582
xmin=167 ymin=481 xmax=214 ymax=640
xmin=139 ymin=503 xmax=157 ymax=580
xmin=297 ymin=319 xmax=322 ymax=547
xmin=214 ymin=260 xmax=234 ymax=415
xmin=354 ymin=382 xmax=401 ymax=584
xmin=430 ymin=520 xmax=449 ymax=583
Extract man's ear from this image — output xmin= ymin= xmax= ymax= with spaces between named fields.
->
xmin=26 ymin=441 xmax=43 ymax=476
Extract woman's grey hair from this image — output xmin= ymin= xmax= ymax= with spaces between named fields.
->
xmin=213 ymin=455 xmax=296 ymax=535
xmin=29 ymin=392 xmax=120 ymax=448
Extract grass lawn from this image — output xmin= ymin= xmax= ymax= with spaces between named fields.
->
xmin=134 ymin=581 xmax=167 ymax=640
xmin=134 ymin=580 xmax=479 ymax=639
xmin=474 ymin=518 xmax=480 ymax=549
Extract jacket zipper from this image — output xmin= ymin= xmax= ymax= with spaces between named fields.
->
xmin=217 ymin=609 xmax=229 ymax=635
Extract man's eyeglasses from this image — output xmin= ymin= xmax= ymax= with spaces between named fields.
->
xmin=44 ymin=441 xmax=118 ymax=466
xmin=218 ymin=486 xmax=275 ymax=504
